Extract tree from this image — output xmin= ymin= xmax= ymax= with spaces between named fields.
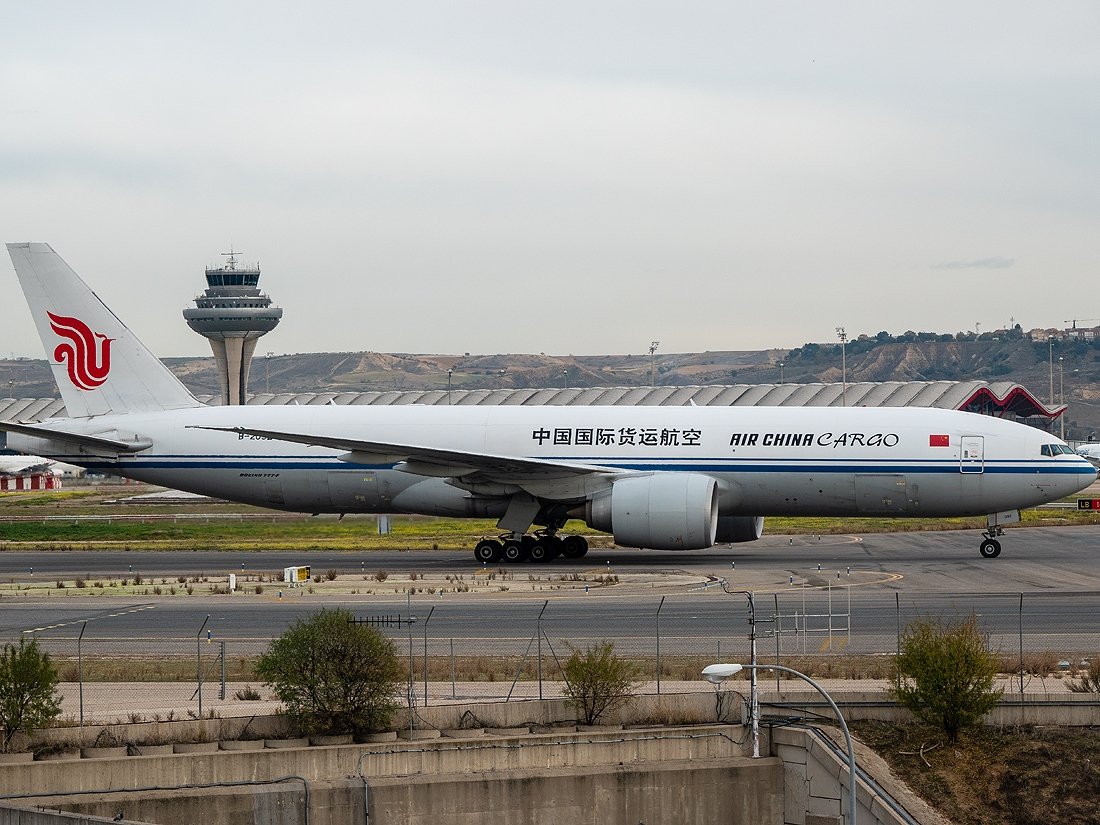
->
xmin=0 ymin=638 xmax=62 ymax=752
xmin=891 ymin=616 xmax=1002 ymax=742
xmin=562 ymin=642 xmax=639 ymax=725
xmin=256 ymin=609 xmax=401 ymax=736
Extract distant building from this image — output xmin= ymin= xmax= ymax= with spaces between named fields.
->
xmin=183 ymin=250 xmax=282 ymax=405
xmin=0 ymin=381 xmax=1067 ymax=433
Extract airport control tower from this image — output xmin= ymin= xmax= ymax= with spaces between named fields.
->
xmin=183 ymin=250 xmax=282 ymax=405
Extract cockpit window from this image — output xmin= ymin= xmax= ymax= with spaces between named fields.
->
xmin=1043 ymin=444 xmax=1076 ymax=456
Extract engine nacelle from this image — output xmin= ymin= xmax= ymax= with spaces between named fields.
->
xmin=585 ymin=473 xmax=719 ymax=551
xmin=715 ymin=516 xmax=764 ymax=543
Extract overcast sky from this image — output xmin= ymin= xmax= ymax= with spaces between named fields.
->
xmin=2 ymin=2 xmax=1098 ymax=359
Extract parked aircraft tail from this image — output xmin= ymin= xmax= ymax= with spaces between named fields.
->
xmin=7 ymin=243 xmax=201 ymax=417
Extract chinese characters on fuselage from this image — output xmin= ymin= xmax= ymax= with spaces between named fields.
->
xmin=531 ymin=427 xmax=702 ymax=447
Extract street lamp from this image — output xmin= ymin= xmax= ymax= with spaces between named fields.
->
xmin=703 ymin=662 xmax=858 ymax=824
xmin=1059 ymin=355 xmax=1065 ymax=440
xmin=1048 ymin=335 xmax=1055 ymax=407
xmin=836 ymin=327 xmax=847 ymax=406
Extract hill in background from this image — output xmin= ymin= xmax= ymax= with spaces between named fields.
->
xmin=5 ymin=331 xmax=1100 ymax=436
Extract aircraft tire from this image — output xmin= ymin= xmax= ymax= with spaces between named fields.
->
xmin=529 ymin=539 xmax=554 ymax=563
xmin=503 ymin=540 xmax=527 ymax=563
xmin=979 ymin=539 xmax=1001 ymax=559
xmin=474 ymin=539 xmax=503 ymax=563
xmin=561 ymin=535 xmax=589 ymax=559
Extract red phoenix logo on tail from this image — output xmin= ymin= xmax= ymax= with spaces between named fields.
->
xmin=47 ymin=311 xmax=113 ymax=390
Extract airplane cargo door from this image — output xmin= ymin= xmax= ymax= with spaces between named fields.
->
xmin=960 ymin=436 xmax=984 ymax=474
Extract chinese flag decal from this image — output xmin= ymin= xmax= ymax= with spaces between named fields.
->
xmin=929 ymin=434 xmax=950 ymax=447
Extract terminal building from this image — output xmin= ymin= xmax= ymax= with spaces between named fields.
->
xmin=182 ymin=251 xmax=282 ymax=405
xmin=0 ymin=381 xmax=1068 ymax=432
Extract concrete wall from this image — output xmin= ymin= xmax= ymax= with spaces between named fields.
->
xmin=761 ymin=690 xmax=1100 ymax=727
xmin=17 ymin=690 xmax=1099 ymax=756
xmin=0 ymin=806 xmax=149 ymax=825
xmin=12 ymin=692 xmax=720 ymax=755
xmin=770 ymin=726 xmax=949 ymax=825
xmin=18 ymin=760 xmax=784 ymax=825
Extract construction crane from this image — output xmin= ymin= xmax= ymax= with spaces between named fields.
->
xmin=1065 ymin=319 xmax=1100 ymax=330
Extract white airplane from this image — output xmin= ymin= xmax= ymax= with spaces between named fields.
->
xmin=2 ymin=243 xmax=1095 ymax=560
xmin=0 ymin=453 xmax=55 ymax=475
xmin=1076 ymin=444 xmax=1100 ymax=466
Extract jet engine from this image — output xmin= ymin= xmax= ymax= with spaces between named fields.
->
xmin=715 ymin=515 xmax=764 ymax=543
xmin=584 ymin=473 xmax=719 ymax=551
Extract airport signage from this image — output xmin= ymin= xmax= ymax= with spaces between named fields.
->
xmin=1077 ymin=499 xmax=1100 ymax=510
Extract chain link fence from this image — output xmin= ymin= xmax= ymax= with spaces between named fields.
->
xmin=8 ymin=589 xmax=1100 ymax=724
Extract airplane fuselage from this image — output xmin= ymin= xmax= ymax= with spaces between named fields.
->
xmin=10 ymin=404 xmax=1092 ymax=526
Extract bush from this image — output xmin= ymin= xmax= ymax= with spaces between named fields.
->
xmin=0 ymin=638 xmax=62 ymax=751
xmin=1068 ymin=658 xmax=1100 ymax=692
xmin=256 ymin=608 xmax=400 ymax=735
xmin=891 ymin=616 xmax=1002 ymax=742
xmin=562 ymin=641 xmax=639 ymax=725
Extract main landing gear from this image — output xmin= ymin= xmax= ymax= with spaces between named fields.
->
xmin=979 ymin=525 xmax=1005 ymax=559
xmin=473 ymin=532 xmax=589 ymax=564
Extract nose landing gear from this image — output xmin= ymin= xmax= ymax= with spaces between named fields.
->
xmin=979 ymin=524 xmax=1005 ymax=559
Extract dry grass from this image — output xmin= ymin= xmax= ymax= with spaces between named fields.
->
xmin=854 ymin=721 xmax=1100 ymax=825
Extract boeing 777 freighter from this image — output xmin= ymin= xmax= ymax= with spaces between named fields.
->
xmin=3 ymin=243 xmax=1094 ymax=560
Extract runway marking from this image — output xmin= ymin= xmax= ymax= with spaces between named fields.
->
xmin=22 ymin=604 xmax=156 ymax=634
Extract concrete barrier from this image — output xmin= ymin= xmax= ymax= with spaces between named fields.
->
xmin=6 ymin=759 xmax=784 ymax=825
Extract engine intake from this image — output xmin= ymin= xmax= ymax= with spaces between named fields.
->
xmin=585 ymin=473 xmax=719 ymax=551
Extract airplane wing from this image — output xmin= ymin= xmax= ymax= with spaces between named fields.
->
xmin=191 ymin=425 xmax=622 ymax=483
xmin=0 ymin=421 xmax=152 ymax=453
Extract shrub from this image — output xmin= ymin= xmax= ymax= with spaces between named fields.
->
xmin=562 ymin=641 xmax=639 ymax=725
xmin=326 ymin=569 xmax=338 ymax=581
xmin=374 ymin=570 xmax=388 ymax=582
xmin=891 ymin=615 xmax=1002 ymax=742
xmin=1068 ymin=658 xmax=1100 ymax=692
xmin=234 ymin=685 xmax=262 ymax=701
xmin=0 ymin=638 xmax=62 ymax=751
xmin=256 ymin=608 xmax=400 ymax=735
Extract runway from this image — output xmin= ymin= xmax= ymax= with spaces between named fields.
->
xmin=1 ymin=526 xmax=1099 ymax=654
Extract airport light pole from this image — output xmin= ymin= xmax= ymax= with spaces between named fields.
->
xmin=778 ymin=361 xmax=784 ymax=383
xmin=1048 ymin=335 xmax=1055 ymax=406
xmin=447 ymin=368 xmax=453 ymax=405
xmin=649 ymin=341 xmax=660 ymax=387
xmin=836 ymin=327 xmax=847 ymax=406
xmin=1059 ymin=355 xmax=1065 ymax=440
xmin=702 ymin=662 xmax=858 ymax=825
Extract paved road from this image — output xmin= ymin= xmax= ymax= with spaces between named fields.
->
xmin=1 ymin=524 xmax=1098 ymax=583
xmin=2 ymin=526 xmax=1099 ymax=654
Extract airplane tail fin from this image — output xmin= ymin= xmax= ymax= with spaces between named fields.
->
xmin=7 ymin=243 xmax=201 ymax=418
